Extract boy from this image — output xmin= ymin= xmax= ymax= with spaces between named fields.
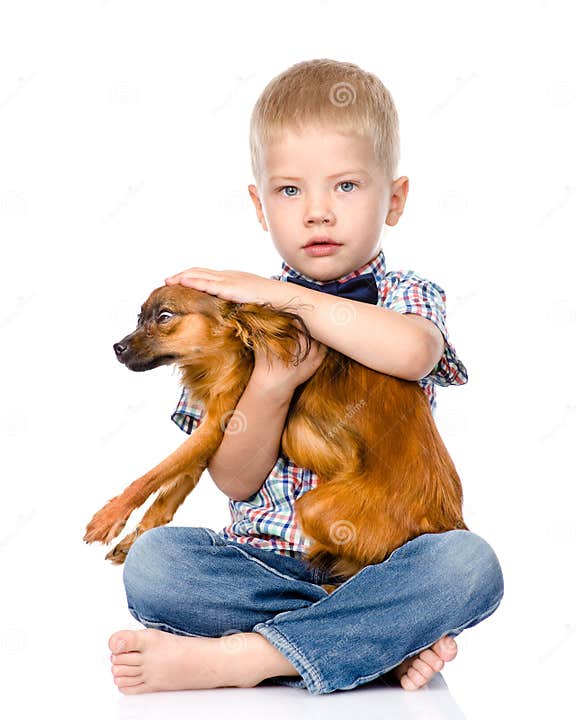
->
xmin=108 ymin=59 xmax=504 ymax=696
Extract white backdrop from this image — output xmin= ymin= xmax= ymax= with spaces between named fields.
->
xmin=1 ymin=1 xmax=574 ymax=718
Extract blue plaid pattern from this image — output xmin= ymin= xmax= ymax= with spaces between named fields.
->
xmin=171 ymin=249 xmax=468 ymax=557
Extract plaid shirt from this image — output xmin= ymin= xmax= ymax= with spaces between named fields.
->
xmin=171 ymin=249 xmax=468 ymax=557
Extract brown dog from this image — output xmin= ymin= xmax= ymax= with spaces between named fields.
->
xmin=84 ymin=284 xmax=468 ymax=588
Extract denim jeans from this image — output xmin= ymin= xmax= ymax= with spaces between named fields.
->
xmin=122 ymin=526 xmax=504 ymax=696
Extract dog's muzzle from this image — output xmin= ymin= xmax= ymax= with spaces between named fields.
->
xmin=113 ymin=341 xmax=128 ymax=358
xmin=113 ymin=338 xmax=178 ymax=372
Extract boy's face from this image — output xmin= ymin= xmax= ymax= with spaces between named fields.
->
xmin=248 ymin=124 xmax=409 ymax=281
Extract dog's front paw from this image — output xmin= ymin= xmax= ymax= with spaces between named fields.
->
xmin=104 ymin=527 xmax=143 ymax=564
xmin=83 ymin=502 xmax=130 ymax=545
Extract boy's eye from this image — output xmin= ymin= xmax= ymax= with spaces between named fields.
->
xmin=279 ymin=185 xmax=299 ymax=197
xmin=277 ymin=181 xmax=359 ymax=197
xmin=337 ymin=180 xmax=358 ymax=193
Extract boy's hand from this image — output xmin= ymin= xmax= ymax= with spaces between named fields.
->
xmin=165 ymin=268 xmax=285 ymax=305
xmin=251 ymin=333 xmax=328 ymax=396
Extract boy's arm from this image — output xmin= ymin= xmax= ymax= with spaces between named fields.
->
xmin=272 ymin=284 xmax=445 ymax=381
xmin=165 ymin=269 xmax=443 ymax=381
xmin=207 ymin=338 xmax=327 ymax=502
xmin=207 ymin=375 xmax=293 ymax=501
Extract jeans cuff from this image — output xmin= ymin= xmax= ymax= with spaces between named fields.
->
xmin=252 ymin=623 xmax=326 ymax=695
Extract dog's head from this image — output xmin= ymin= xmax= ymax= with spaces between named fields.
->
xmin=113 ymin=284 xmax=234 ymax=372
xmin=114 ymin=282 xmax=315 ymax=373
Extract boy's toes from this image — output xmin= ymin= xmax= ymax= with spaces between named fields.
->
xmin=112 ymin=664 xmax=142 ymax=678
xmin=109 ymin=629 xmax=141 ymax=655
xmin=401 ymin=667 xmax=428 ymax=690
xmin=114 ymin=675 xmax=146 ymax=689
xmin=433 ymin=635 xmax=458 ymax=662
xmin=410 ymin=657 xmax=437 ymax=682
xmin=418 ymin=648 xmax=445 ymax=672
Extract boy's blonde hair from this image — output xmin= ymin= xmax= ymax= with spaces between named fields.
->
xmin=249 ymin=58 xmax=400 ymax=188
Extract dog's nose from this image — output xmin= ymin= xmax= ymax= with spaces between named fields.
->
xmin=113 ymin=342 xmax=127 ymax=356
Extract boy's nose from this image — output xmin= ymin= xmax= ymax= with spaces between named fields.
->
xmin=305 ymin=205 xmax=335 ymax=225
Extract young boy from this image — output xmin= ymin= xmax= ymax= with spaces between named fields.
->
xmin=108 ymin=59 xmax=504 ymax=696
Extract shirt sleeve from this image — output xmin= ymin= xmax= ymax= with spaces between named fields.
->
xmin=171 ymin=387 xmax=206 ymax=434
xmin=385 ymin=270 xmax=468 ymax=386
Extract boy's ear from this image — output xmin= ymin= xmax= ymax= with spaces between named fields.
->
xmin=248 ymin=184 xmax=269 ymax=231
xmin=385 ymin=176 xmax=409 ymax=227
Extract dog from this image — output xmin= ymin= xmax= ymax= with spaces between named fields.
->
xmin=83 ymin=283 xmax=469 ymax=591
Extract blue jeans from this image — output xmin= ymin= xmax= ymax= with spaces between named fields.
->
xmin=122 ymin=526 xmax=504 ymax=695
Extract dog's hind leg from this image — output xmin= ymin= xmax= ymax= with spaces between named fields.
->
xmin=104 ymin=470 xmax=203 ymax=564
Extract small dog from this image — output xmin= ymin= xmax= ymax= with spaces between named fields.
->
xmin=84 ymin=284 xmax=468 ymax=589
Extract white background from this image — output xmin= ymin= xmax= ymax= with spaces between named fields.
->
xmin=1 ymin=1 xmax=574 ymax=718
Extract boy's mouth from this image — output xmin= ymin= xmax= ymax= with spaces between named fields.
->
xmin=303 ymin=237 xmax=341 ymax=248
xmin=303 ymin=239 xmax=342 ymax=257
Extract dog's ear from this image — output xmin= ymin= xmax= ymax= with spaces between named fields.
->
xmin=226 ymin=303 xmax=313 ymax=367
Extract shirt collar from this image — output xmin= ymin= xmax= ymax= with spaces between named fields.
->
xmin=278 ymin=248 xmax=386 ymax=285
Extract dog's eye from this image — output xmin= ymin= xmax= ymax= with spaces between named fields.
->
xmin=157 ymin=310 xmax=174 ymax=323
xmin=137 ymin=313 xmax=143 ymax=325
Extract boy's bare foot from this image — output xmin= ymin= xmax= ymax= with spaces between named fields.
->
xmin=391 ymin=635 xmax=458 ymax=690
xmin=108 ymin=628 xmax=268 ymax=694
xmin=108 ymin=627 xmax=457 ymax=694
